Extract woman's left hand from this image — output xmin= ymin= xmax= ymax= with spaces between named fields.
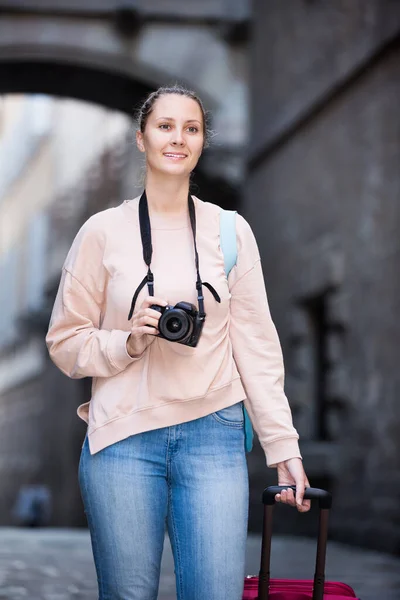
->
xmin=275 ymin=458 xmax=311 ymax=513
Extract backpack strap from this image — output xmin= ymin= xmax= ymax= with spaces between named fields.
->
xmin=219 ymin=209 xmax=254 ymax=453
xmin=220 ymin=209 xmax=237 ymax=277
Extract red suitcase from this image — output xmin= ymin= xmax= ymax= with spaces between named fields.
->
xmin=243 ymin=486 xmax=360 ymax=600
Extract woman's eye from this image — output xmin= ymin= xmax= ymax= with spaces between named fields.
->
xmin=159 ymin=124 xmax=198 ymax=133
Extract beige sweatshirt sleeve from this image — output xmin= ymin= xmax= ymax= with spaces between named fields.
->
xmin=45 ymin=217 xmax=137 ymax=379
xmin=228 ymin=214 xmax=302 ymax=467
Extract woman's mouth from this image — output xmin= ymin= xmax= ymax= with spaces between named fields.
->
xmin=163 ymin=153 xmax=188 ymax=160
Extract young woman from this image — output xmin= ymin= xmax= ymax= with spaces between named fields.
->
xmin=46 ymin=85 xmax=311 ymax=600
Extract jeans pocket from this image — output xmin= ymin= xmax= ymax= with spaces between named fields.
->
xmin=211 ymin=402 xmax=244 ymax=427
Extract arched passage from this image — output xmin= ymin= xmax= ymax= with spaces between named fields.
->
xmin=0 ymin=10 xmax=230 ymax=119
xmin=0 ymin=59 xmax=153 ymax=115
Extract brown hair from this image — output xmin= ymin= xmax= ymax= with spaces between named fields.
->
xmin=136 ymin=84 xmax=212 ymax=149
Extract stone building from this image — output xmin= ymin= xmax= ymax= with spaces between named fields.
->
xmin=246 ymin=0 xmax=400 ymax=551
xmin=0 ymin=95 xmax=139 ymax=525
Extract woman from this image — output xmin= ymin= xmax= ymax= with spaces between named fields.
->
xmin=46 ymin=85 xmax=311 ymax=600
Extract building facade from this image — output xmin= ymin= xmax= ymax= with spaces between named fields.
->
xmin=0 ymin=95 xmax=138 ymax=524
xmin=246 ymin=0 xmax=400 ymax=551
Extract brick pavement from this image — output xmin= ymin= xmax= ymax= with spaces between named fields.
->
xmin=0 ymin=528 xmax=399 ymax=599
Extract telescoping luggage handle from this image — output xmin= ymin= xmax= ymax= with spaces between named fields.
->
xmin=258 ymin=486 xmax=333 ymax=600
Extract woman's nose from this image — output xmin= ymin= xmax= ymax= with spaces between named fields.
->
xmin=171 ymin=130 xmax=185 ymax=145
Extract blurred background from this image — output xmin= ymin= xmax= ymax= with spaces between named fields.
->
xmin=0 ymin=0 xmax=400 ymax=597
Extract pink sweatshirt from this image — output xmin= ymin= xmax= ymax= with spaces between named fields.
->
xmin=45 ymin=196 xmax=301 ymax=467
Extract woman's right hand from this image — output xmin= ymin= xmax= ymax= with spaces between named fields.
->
xmin=126 ymin=296 xmax=168 ymax=358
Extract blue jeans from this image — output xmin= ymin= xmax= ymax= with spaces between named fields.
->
xmin=78 ymin=401 xmax=249 ymax=600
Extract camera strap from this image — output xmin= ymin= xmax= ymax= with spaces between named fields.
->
xmin=128 ymin=190 xmax=220 ymax=320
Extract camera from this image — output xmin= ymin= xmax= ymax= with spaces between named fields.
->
xmin=150 ymin=302 xmax=204 ymax=347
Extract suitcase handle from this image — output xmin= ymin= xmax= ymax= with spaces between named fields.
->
xmin=263 ymin=485 xmax=332 ymax=509
xmin=258 ymin=486 xmax=332 ymax=600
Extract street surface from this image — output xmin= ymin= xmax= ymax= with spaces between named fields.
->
xmin=0 ymin=528 xmax=399 ymax=599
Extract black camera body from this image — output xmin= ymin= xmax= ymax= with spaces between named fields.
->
xmin=150 ymin=301 xmax=204 ymax=347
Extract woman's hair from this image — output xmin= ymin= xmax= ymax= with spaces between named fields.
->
xmin=136 ymin=84 xmax=213 ymax=149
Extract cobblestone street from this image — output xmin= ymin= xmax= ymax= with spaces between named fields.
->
xmin=0 ymin=528 xmax=399 ymax=599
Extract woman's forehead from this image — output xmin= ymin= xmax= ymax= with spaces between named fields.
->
xmin=151 ymin=94 xmax=203 ymax=121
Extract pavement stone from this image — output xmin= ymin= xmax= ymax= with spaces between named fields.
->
xmin=0 ymin=528 xmax=399 ymax=599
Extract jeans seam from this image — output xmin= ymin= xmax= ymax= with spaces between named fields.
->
xmin=79 ymin=447 xmax=105 ymax=599
xmin=166 ymin=428 xmax=171 ymax=481
xmin=168 ymin=483 xmax=184 ymax=599
xmin=167 ymin=434 xmax=183 ymax=600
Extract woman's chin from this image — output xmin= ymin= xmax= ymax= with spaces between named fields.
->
xmin=156 ymin=163 xmax=192 ymax=177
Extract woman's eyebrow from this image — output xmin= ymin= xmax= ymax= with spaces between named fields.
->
xmin=155 ymin=117 xmax=201 ymax=124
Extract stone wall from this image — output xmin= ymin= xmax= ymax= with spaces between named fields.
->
xmin=246 ymin=1 xmax=400 ymax=551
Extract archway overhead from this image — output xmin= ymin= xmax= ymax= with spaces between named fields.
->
xmin=0 ymin=60 xmax=153 ymax=116
xmin=0 ymin=13 xmax=233 ymax=111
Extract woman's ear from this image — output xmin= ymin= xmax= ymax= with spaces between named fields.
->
xmin=136 ymin=130 xmax=145 ymax=153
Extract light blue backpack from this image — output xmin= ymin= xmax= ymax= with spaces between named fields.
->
xmin=220 ymin=209 xmax=254 ymax=453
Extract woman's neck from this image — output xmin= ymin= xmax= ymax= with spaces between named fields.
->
xmin=145 ymin=173 xmax=190 ymax=216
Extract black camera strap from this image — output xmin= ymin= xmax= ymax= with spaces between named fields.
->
xmin=127 ymin=192 xmax=154 ymax=320
xmin=128 ymin=190 xmax=220 ymax=321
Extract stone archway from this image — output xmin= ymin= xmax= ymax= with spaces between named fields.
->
xmin=0 ymin=59 xmax=153 ymax=115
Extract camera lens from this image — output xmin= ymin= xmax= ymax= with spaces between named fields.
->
xmin=166 ymin=318 xmax=181 ymax=333
xmin=159 ymin=309 xmax=193 ymax=342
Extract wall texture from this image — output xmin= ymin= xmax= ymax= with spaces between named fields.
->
xmin=246 ymin=0 xmax=400 ymax=551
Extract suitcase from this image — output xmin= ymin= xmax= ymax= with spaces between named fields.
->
xmin=243 ymin=485 xmax=360 ymax=600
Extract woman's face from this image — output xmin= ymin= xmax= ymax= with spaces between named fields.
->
xmin=136 ymin=94 xmax=204 ymax=178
